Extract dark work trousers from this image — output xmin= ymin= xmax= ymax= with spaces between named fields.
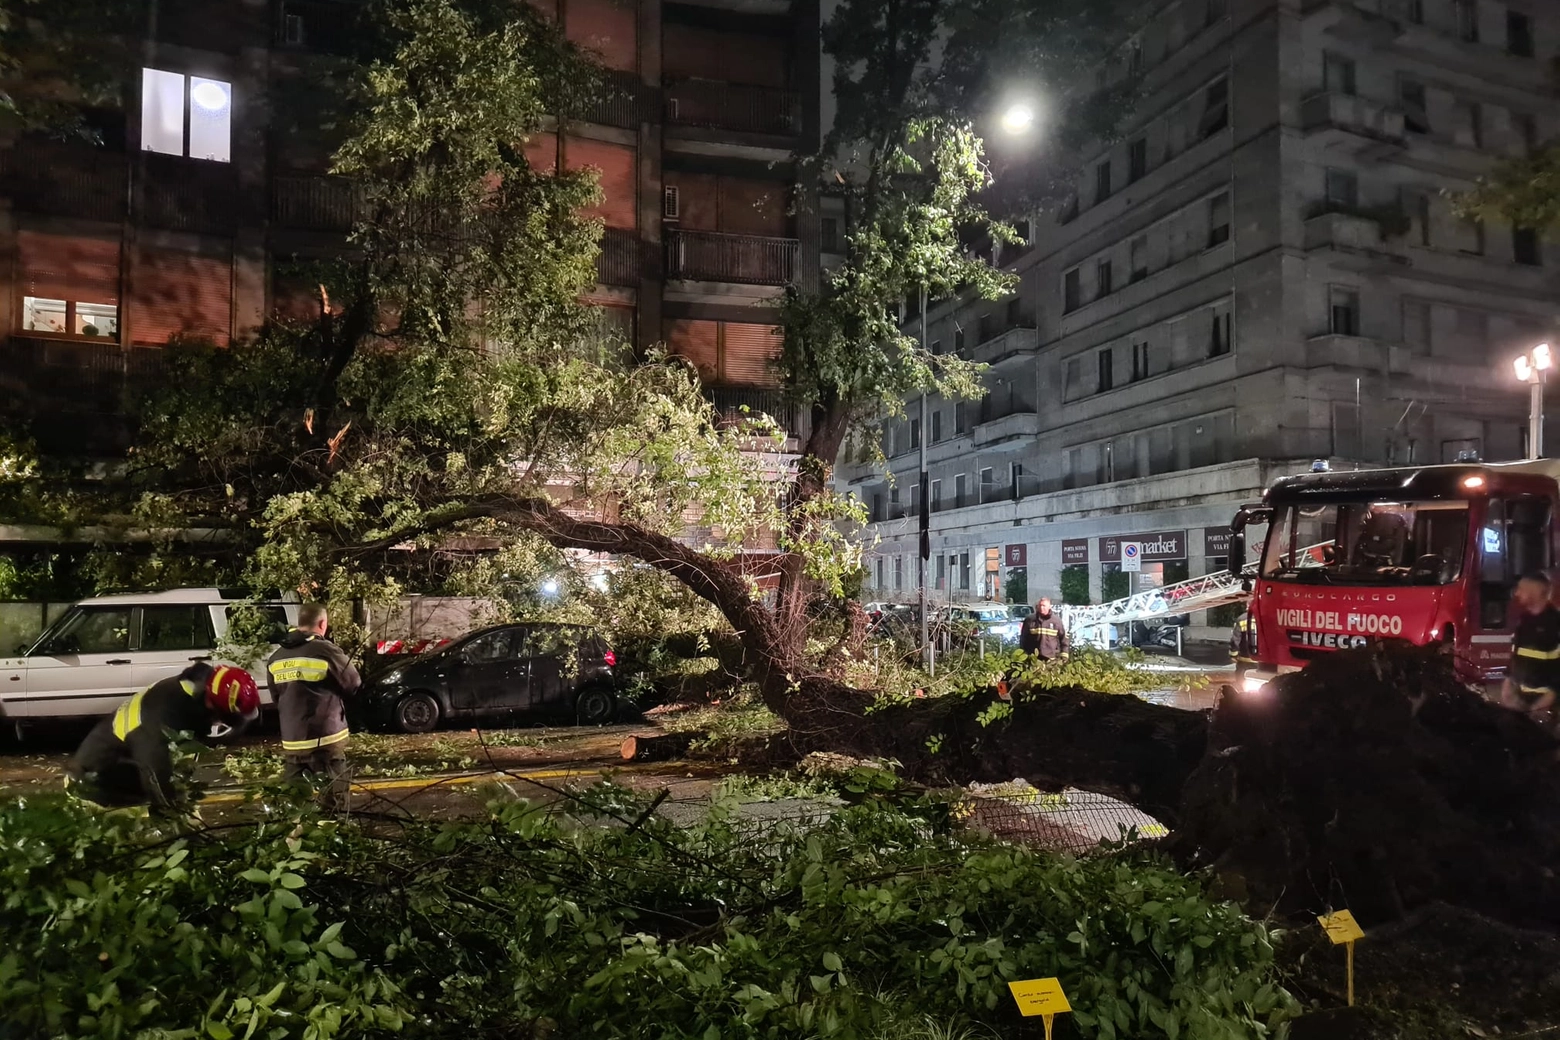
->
xmin=284 ymin=746 xmax=351 ymax=811
xmin=68 ymin=719 xmax=179 ymax=809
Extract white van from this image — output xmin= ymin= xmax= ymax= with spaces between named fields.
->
xmin=0 ymin=588 xmax=298 ymax=723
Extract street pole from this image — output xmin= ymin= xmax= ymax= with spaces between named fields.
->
xmin=918 ymin=284 xmax=932 ymax=675
xmin=1531 ymin=372 xmax=1545 ymax=459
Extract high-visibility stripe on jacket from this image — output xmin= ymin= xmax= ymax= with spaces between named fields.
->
xmin=1510 ymin=605 xmax=1560 ymax=698
xmin=111 ymin=679 xmax=198 ymax=740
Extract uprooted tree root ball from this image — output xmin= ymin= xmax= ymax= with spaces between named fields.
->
xmin=791 ymin=642 xmax=1560 ymax=931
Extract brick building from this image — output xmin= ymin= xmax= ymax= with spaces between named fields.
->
xmin=0 ymin=0 xmax=819 ymax=454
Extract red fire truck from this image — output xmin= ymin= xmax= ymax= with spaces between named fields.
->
xmin=1228 ymin=459 xmax=1557 ymax=691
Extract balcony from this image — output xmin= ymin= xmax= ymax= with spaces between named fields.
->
xmin=665 ymin=79 xmax=802 ymax=137
xmin=666 ymin=229 xmax=797 ymax=286
xmin=596 ymin=228 xmax=641 ymax=286
xmin=272 ymin=175 xmax=362 ymax=232
xmin=0 ymin=337 xmax=168 ymax=452
xmin=971 ymin=323 xmax=1039 ymax=365
xmin=972 ymin=406 xmax=1041 ymax=449
xmin=1301 ymin=92 xmax=1405 ymax=150
xmin=706 ymin=385 xmax=808 ymax=440
xmin=571 ymin=70 xmax=649 ymax=130
xmin=141 ymin=156 xmax=241 ymax=233
xmin=0 ymin=142 xmax=127 ymax=223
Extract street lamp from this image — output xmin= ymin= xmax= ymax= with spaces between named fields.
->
xmin=999 ymin=102 xmax=1036 ymax=135
xmin=1514 ymin=342 xmax=1551 ymax=459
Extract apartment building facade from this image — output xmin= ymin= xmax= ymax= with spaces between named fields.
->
xmin=842 ymin=0 xmax=1560 ymax=611
xmin=0 ymin=0 xmax=819 ymax=460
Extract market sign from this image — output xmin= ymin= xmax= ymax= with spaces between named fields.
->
xmin=1061 ymin=539 xmax=1089 ymax=565
xmin=1098 ymin=531 xmax=1186 ymax=563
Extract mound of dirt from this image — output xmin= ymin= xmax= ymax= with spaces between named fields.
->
xmin=1172 ymin=643 xmax=1560 ymax=928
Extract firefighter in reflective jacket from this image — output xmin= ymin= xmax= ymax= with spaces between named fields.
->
xmin=266 ymin=602 xmax=361 ymax=809
xmin=1503 ymin=572 xmax=1560 ymax=727
xmin=1018 ymin=598 xmax=1069 ymax=662
xmin=1229 ymin=614 xmax=1258 ymax=674
xmin=66 ymin=663 xmax=261 ymax=808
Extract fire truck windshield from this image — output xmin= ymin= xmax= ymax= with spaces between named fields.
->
xmin=1261 ymin=501 xmax=1469 ymax=586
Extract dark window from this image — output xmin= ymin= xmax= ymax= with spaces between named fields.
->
xmin=1462 ymin=217 xmax=1486 ymax=255
xmin=1516 ymin=112 xmax=1538 ymax=155
xmin=1400 ymin=79 xmax=1428 ymax=133
xmin=1324 ymin=52 xmax=1357 ymax=96
xmin=1097 ymin=349 xmax=1114 ymax=392
xmin=1514 ymin=227 xmax=1541 ymax=266
xmin=954 ymin=327 xmax=966 ymax=353
xmin=1417 ymin=193 xmax=1432 ymax=247
xmin=1207 ymin=191 xmax=1231 ymax=247
xmin=1408 ymin=0 xmax=1424 ymax=23
xmin=463 ymin=629 xmax=520 ymax=662
xmin=1006 ymin=296 xmax=1023 ymax=326
xmin=1095 ymin=159 xmax=1112 ymax=203
xmin=1060 ymin=196 xmax=1080 ymax=224
xmin=931 ymin=409 xmax=943 ymax=442
xmin=1063 ymin=268 xmax=1081 ymax=312
xmin=43 ymin=607 xmax=131 ymax=655
xmin=820 ymin=217 xmax=840 ymax=252
xmin=1128 ymin=137 xmax=1147 ymax=182
xmin=909 ymin=417 xmax=921 ymax=449
xmin=1330 ymin=287 xmax=1360 ymax=336
xmin=930 ymin=339 xmax=942 ymax=355
xmin=1325 ymin=168 xmax=1358 ymax=210
xmin=1456 ymin=0 xmax=1479 ymax=42
xmin=1200 ymin=78 xmax=1229 ymax=138
xmin=1210 ymin=310 xmax=1232 ymax=356
xmin=1130 ymin=235 xmax=1148 ymax=282
xmin=1132 ymin=341 xmax=1149 ymax=380
xmin=140 ymin=606 xmax=216 ymax=652
xmin=1096 ymin=258 xmax=1114 ymax=298
xmin=871 ymin=493 xmax=883 ymax=522
xmin=1507 ymin=9 xmax=1534 ymax=56
xmin=955 ymin=401 xmax=968 ymax=433
xmin=931 ymin=479 xmax=942 ymax=510
xmin=1128 ymin=40 xmax=1142 ymax=76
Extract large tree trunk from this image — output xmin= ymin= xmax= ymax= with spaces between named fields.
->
xmin=480 ymin=498 xmax=1560 ymax=931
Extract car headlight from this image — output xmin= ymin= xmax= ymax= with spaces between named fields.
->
xmin=379 ymin=669 xmax=405 ymax=685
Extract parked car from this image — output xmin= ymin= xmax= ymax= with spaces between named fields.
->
xmin=941 ymin=604 xmax=1022 ymax=643
xmin=0 ymin=589 xmax=297 ymax=723
xmin=1008 ymin=604 xmax=1034 ymax=620
xmin=358 ymin=622 xmax=620 ymax=733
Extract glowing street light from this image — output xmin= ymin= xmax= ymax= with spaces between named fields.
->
xmin=540 ymin=578 xmax=560 ymax=596
xmin=1514 ymin=342 xmax=1551 ymax=459
xmin=999 ymin=101 xmax=1036 ymax=135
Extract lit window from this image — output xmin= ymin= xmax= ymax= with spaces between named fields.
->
xmin=22 ymin=296 xmax=119 ymax=339
xmin=141 ymin=68 xmax=231 ymax=162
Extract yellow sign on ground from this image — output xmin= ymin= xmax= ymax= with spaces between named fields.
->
xmin=1318 ymin=910 xmax=1365 ymax=945
xmin=1008 ymin=977 xmax=1071 ymax=1017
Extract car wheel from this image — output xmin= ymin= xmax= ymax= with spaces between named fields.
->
xmin=575 ymin=687 xmax=616 ymax=725
xmin=395 ymin=691 xmax=442 ymax=734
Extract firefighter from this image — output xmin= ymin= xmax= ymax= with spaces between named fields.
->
xmin=1229 ymin=614 xmax=1258 ymax=675
xmin=1503 ymin=572 xmax=1560 ymax=727
xmin=66 ymin=663 xmax=261 ymax=809
xmin=265 ymin=602 xmax=362 ymax=810
xmin=1019 ymin=597 xmax=1069 ymax=662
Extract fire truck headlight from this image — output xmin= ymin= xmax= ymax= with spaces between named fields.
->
xmin=1241 ymin=673 xmax=1271 ymax=696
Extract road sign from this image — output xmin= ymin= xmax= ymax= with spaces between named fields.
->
xmin=1121 ymin=542 xmax=1141 ymax=572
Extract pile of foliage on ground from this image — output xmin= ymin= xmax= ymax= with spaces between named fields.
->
xmin=0 ymin=784 xmax=1295 ymax=1039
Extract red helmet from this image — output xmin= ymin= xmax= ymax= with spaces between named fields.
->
xmin=206 ymin=666 xmax=261 ymax=721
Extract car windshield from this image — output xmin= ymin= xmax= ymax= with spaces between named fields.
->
xmin=1261 ymin=500 xmax=1469 ymax=586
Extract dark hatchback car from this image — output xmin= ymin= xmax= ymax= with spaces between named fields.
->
xmin=358 ymin=623 xmax=620 ymax=733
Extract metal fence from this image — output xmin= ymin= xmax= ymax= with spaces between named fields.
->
xmin=666 ymin=230 xmax=798 ymax=285
xmin=664 ymin=79 xmax=802 ymax=136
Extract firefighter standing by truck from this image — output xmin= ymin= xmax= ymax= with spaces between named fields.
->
xmin=266 ymin=602 xmax=362 ymax=810
xmin=1503 ymin=572 xmax=1560 ymax=730
xmin=1019 ymin=597 xmax=1069 ymax=662
xmin=66 ymin=663 xmax=261 ymax=809
xmin=1229 ymin=614 xmax=1258 ymax=675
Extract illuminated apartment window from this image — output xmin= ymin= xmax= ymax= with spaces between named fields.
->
xmin=22 ymin=296 xmax=118 ymax=338
xmin=142 ymin=68 xmax=231 ymax=162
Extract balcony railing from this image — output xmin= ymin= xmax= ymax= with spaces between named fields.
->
xmin=597 ymin=227 xmax=642 ymax=286
xmin=1301 ymin=92 xmax=1405 ymax=143
xmin=706 ymin=385 xmax=807 ymax=439
xmin=666 ymin=229 xmax=798 ymax=286
xmin=665 ymin=78 xmax=802 ymax=136
xmin=0 ymin=142 xmax=127 ymax=223
xmin=571 ymin=70 xmax=648 ymax=129
xmin=272 ymin=175 xmax=362 ymax=231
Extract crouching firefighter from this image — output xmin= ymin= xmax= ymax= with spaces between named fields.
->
xmin=66 ymin=664 xmax=261 ymax=809
xmin=266 ymin=603 xmax=361 ymax=811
